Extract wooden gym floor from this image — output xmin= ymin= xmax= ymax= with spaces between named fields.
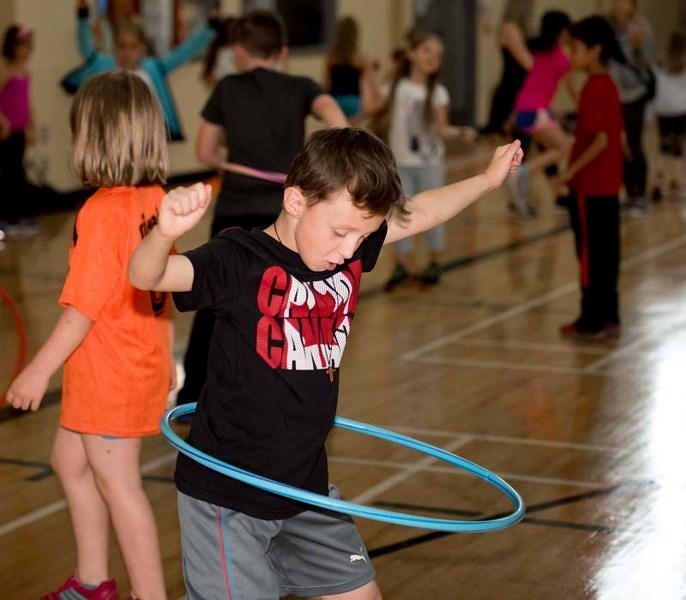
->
xmin=2 ymin=135 xmax=686 ymax=599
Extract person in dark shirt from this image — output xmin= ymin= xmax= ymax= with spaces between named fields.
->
xmin=176 ymin=9 xmax=347 ymax=409
xmin=129 ymin=127 xmax=522 ymax=599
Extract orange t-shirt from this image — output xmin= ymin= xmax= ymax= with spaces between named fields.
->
xmin=59 ymin=186 xmax=172 ymax=437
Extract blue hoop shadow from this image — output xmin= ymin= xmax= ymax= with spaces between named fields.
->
xmin=161 ymin=403 xmax=525 ymax=533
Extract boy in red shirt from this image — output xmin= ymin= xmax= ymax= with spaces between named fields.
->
xmin=559 ymin=16 xmax=626 ymax=340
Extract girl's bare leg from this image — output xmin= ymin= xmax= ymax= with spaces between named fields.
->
xmin=84 ymin=435 xmax=167 ymax=600
xmin=51 ymin=426 xmax=111 ymax=585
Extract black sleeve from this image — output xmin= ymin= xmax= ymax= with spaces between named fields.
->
xmin=357 ymin=221 xmax=388 ymax=273
xmin=173 ymin=236 xmax=245 ymax=312
xmin=200 ymin=80 xmax=225 ymax=125
xmin=300 ymin=76 xmax=325 ymax=112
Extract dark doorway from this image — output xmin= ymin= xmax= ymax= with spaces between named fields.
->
xmin=414 ymin=0 xmax=477 ymax=125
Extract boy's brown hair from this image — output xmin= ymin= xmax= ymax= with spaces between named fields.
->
xmin=229 ymin=10 xmax=286 ymax=59
xmin=286 ymin=128 xmax=407 ymax=218
xmin=70 ymin=71 xmax=169 ymax=187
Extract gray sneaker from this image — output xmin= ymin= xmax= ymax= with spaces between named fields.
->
xmin=625 ymin=197 xmax=648 ymax=218
xmin=506 ymin=169 xmax=536 ymax=218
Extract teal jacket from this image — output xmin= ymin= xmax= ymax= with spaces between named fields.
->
xmin=61 ymin=8 xmax=215 ymax=141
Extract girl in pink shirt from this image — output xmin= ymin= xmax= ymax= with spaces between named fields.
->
xmin=0 ymin=25 xmax=37 ymax=235
xmin=509 ymin=11 xmax=576 ymax=217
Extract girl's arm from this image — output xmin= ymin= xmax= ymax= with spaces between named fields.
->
xmin=385 ymin=140 xmax=522 ymax=244
xmin=360 ymin=59 xmax=385 ymax=117
xmin=500 ymin=21 xmax=533 ymax=71
xmin=560 ymin=132 xmax=608 ymax=183
xmin=76 ymin=2 xmax=98 ymax=59
xmin=128 ymin=182 xmax=213 ymax=292
xmin=159 ymin=24 xmax=216 ymax=73
xmin=310 ymin=94 xmax=349 ymax=127
xmin=5 ymin=306 xmax=93 ymax=411
xmin=435 ymin=104 xmax=478 ymax=143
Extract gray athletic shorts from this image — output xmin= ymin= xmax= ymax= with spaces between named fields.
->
xmin=178 ymin=485 xmax=376 ymax=599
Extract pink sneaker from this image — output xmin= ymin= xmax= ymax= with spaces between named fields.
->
xmin=40 ymin=571 xmax=118 ymax=600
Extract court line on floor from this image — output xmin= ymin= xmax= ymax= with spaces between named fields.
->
xmin=367 ymin=485 xmax=626 ymax=559
xmin=401 ymin=233 xmax=686 ymax=365
xmin=410 ymin=355 xmax=607 ymax=377
xmin=1 ymin=430 xmax=618 ymax=539
xmin=348 ymin=436 xmax=471 ymax=505
xmin=0 ymin=451 xmax=177 ymax=537
xmin=6 ymin=235 xmax=680 ymax=539
xmin=375 ymin=425 xmax=619 ymax=452
xmin=328 ymin=455 xmax=610 ymax=489
xmin=454 ymin=337 xmax=609 ymax=354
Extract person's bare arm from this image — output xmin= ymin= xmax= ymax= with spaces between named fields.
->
xmin=500 ymin=21 xmax=533 ymax=71
xmin=195 ymin=120 xmax=227 ymax=169
xmin=385 ymin=141 xmax=523 ymax=244
xmin=360 ymin=59 xmax=385 ymax=117
xmin=563 ymin=72 xmax=579 ymax=106
xmin=128 ymin=183 xmax=213 ymax=292
xmin=6 ymin=306 xmax=93 ymax=411
xmin=311 ymin=93 xmax=349 ymax=127
xmin=434 ymin=105 xmax=478 ymax=142
xmin=561 ymin=132 xmax=608 ymax=183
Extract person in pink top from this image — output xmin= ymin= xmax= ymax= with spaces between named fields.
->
xmin=508 ymin=10 xmax=576 ymax=217
xmin=0 ymin=24 xmax=38 ymax=236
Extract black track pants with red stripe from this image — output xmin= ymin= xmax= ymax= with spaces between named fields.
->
xmin=568 ymin=192 xmax=620 ymax=331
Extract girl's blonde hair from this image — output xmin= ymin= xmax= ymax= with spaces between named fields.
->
xmin=70 ymin=72 xmax=168 ymax=187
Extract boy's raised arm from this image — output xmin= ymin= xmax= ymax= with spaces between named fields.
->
xmin=385 ymin=140 xmax=523 ymax=245
xmin=128 ymin=183 xmax=213 ymax=292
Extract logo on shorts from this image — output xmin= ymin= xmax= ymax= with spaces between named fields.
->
xmin=349 ymin=548 xmax=367 ymax=563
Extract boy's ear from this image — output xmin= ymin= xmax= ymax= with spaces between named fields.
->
xmin=277 ymin=46 xmax=288 ymax=64
xmin=283 ymin=186 xmax=306 ymax=218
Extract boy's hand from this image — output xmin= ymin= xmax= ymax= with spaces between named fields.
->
xmin=158 ymin=183 xmax=213 ymax=241
xmin=484 ymin=140 xmax=524 ymax=189
xmin=5 ymin=365 xmax=49 ymax=412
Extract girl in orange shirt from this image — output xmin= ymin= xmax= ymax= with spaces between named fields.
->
xmin=6 ymin=72 xmax=174 ymax=600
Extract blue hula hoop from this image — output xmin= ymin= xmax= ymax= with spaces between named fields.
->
xmin=161 ymin=403 xmax=525 ymax=533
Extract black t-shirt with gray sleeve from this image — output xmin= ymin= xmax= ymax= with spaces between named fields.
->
xmin=172 ymin=224 xmax=387 ymax=519
xmin=202 ymin=68 xmax=324 ymax=218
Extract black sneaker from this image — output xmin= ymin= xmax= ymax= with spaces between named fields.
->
xmin=555 ymin=194 xmax=571 ymax=213
xmin=384 ymin=265 xmax=410 ymax=292
xmin=420 ymin=262 xmax=441 ymax=286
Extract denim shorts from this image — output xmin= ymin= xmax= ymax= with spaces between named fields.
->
xmin=515 ymin=108 xmax=558 ymax=135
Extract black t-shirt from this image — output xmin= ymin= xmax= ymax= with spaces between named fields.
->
xmin=173 ymin=223 xmax=387 ymax=519
xmin=202 ymin=68 xmax=324 ymax=218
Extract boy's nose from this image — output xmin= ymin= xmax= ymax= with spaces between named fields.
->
xmin=340 ymin=240 xmax=357 ymax=259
